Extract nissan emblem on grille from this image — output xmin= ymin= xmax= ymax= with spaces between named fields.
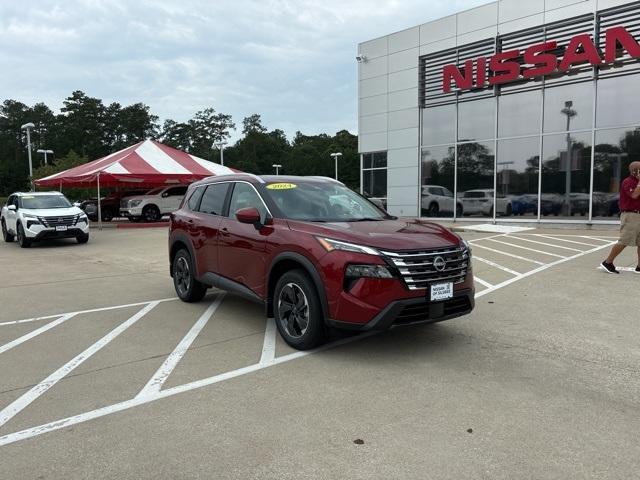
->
xmin=433 ymin=256 xmax=446 ymax=272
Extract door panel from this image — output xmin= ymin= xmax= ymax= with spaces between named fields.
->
xmin=218 ymin=183 xmax=271 ymax=295
xmin=196 ymin=183 xmax=231 ymax=274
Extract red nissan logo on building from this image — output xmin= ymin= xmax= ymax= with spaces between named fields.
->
xmin=442 ymin=26 xmax=640 ymax=93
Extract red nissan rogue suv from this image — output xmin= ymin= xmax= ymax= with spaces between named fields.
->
xmin=169 ymin=175 xmax=474 ymax=350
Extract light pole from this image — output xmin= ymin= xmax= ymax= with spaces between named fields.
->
xmin=330 ymin=152 xmax=342 ymax=180
xmin=272 ymin=164 xmax=282 ymax=175
xmin=21 ymin=122 xmax=35 ymax=190
xmin=561 ymin=101 xmax=577 ymax=216
xmin=214 ymin=141 xmax=227 ymax=166
xmin=37 ymin=149 xmax=54 ymax=165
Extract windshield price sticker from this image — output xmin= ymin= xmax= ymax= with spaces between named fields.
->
xmin=267 ymin=183 xmax=297 ymax=190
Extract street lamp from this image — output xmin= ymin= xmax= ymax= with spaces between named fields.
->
xmin=561 ymin=101 xmax=577 ymax=216
xmin=330 ymin=152 xmax=342 ymax=180
xmin=21 ymin=122 xmax=35 ymax=190
xmin=214 ymin=141 xmax=227 ymax=166
xmin=37 ymin=149 xmax=54 ymax=165
xmin=272 ymin=164 xmax=282 ymax=175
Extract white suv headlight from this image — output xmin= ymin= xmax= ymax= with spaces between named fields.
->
xmin=128 ymin=200 xmax=142 ymax=207
xmin=317 ymin=237 xmax=380 ymax=256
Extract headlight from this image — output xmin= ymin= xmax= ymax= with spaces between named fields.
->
xmin=460 ymin=238 xmax=471 ymax=256
xmin=317 ymin=237 xmax=380 ymax=256
xmin=345 ymin=264 xmax=393 ymax=279
xmin=128 ymin=200 xmax=142 ymax=207
xmin=22 ymin=213 xmax=38 ymax=219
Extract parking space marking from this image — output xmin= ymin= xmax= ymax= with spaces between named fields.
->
xmin=0 ymin=314 xmax=77 ymax=355
xmin=0 ymin=302 xmax=160 ymax=428
xmin=476 ymin=239 xmax=617 ymax=298
xmin=473 ymin=256 xmax=522 ymax=276
xmin=136 ymin=295 xmax=226 ymax=399
xmin=508 ymin=236 xmax=584 ymax=252
xmin=473 ymin=276 xmax=493 ymax=289
xmin=259 ymin=318 xmax=277 ymax=366
xmin=483 ymin=238 xmax=567 ymax=259
xmin=0 ymin=234 xmax=618 ymax=448
xmin=531 ymin=234 xmax=603 ymax=248
xmin=0 ymin=297 xmax=178 ymax=328
xmin=469 ymin=243 xmax=546 ymax=266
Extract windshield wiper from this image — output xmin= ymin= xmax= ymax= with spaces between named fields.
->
xmin=349 ymin=218 xmax=383 ymax=222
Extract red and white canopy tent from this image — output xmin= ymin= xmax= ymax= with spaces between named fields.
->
xmin=35 ymin=139 xmax=238 ymax=227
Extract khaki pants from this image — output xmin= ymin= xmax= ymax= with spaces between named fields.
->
xmin=619 ymin=212 xmax=640 ymax=247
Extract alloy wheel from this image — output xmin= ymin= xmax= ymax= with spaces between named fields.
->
xmin=277 ymin=283 xmax=310 ymax=339
xmin=174 ymin=256 xmax=191 ymax=297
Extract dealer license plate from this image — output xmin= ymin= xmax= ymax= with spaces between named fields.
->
xmin=55 ymin=225 xmax=67 ymax=232
xmin=430 ymin=282 xmax=453 ymax=301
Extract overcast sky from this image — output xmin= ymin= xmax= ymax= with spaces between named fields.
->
xmin=0 ymin=0 xmax=488 ymax=140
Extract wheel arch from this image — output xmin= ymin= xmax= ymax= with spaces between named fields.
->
xmin=169 ymin=233 xmax=198 ymax=278
xmin=267 ymin=252 xmax=329 ymax=320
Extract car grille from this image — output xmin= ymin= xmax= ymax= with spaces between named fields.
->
xmin=394 ymin=296 xmax=472 ymax=325
xmin=38 ymin=215 xmax=79 ymax=228
xmin=381 ymin=246 xmax=470 ymax=291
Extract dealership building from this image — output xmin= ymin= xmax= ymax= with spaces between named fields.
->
xmin=357 ymin=0 xmax=640 ymax=223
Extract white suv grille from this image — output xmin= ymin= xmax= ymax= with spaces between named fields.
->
xmin=38 ymin=215 xmax=79 ymax=228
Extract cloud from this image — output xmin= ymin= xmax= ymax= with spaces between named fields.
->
xmin=0 ymin=0 xmax=489 ymax=141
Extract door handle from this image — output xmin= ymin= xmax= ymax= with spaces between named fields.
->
xmin=221 ymin=227 xmax=230 ymax=236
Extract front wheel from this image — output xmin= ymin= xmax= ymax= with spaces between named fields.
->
xmin=173 ymin=249 xmax=207 ymax=302
xmin=274 ymin=270 xmax=326 ymax=350
xmin=143 ymin=205 xmax=161 ymax=222
xmin=76 ymin=233 xmax=89 ymax=244
xmin=2 ymin=220 xmax=14 ymax=242
xmin=17 ymin=223 xmax=31 ymax=248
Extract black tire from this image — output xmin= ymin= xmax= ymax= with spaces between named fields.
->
xmin=101 ymin=209 xmax=114 ymax=222
xmin=143 ymin=205 xmax=161 ymax=222
xmin=427 ymin=203 xmax=439 ymax=217
xmin=456 ymin=204 xmax=463 ymax=217
xmin=17 ymin=223 xmax=31 ymax=248
xmin=76 ymin=233 xmax=89 ymax=244
xmin=172 ymin=249 xmax=207 ymax=303
xmin=2 ymin=220 xmax=14 ymax=242
xmin=274 ymin=269 xmax=326 ymax=350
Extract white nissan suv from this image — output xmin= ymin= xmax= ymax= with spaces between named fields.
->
xmin=1 ymin=192 xmax=90 ymax=248
xmin=120 ymin=185 xmax=188 ymax=222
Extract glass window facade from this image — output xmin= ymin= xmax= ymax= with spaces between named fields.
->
xmin=362 ymin=152 xmax=387 ymax=208
xmin=416 ymin=4 xmax=640 ymax=223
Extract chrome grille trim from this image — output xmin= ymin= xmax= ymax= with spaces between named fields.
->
xmin=381 ymin=246 xmax=470 ymax=291
xmin=38 ymin=215 xmax=79 ymax=228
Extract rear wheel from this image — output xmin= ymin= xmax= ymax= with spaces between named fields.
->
xmin=173 ymin=249 xmax=207 ymax=302
xmin=2 ymin=220 xmax=14 ymax=242
xmin=101 ymin=209 xmax=114 ymax=222
xmin=274 ymin=270 xmax=326 ymax=350
xmin=17 ymin=223 xmax=31 ymax=248
xmin=428 ymin=203 xmax=440 ymax=217
xmin=143 ymin=205 xmax=161 ymax=222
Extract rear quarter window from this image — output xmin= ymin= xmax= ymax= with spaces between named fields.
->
xmin=187 ymin=186 xmax=205 ymax=211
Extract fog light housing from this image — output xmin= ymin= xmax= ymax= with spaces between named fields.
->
xmin=345 ymin=264 xmax=393 ymax=279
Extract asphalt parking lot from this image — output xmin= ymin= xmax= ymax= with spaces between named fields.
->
xmin=1 ymin=225 xmax=639 ymax=479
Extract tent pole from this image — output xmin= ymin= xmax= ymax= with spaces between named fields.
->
xmin=97 ymin=172 xmax=102 ymax=231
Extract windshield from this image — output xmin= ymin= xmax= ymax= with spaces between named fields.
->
xmin=21 ymin=195 xmax=72 ymax=209
xmin=263 ymin=181 xmax=386 ymax=222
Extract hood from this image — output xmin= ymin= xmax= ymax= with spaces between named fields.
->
xmin=21 ymin=207 xmax=83 ymax=217
xmin=287 ymin=218 xmax=461 ymax=251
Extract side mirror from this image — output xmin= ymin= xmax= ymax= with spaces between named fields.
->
xmin=162 ymin=192 xmax=169 ymax=198
xmin=235 ymin=207 xmax=262 ymax=229
xmin=8 ymin=205 xmax=16 ymax=212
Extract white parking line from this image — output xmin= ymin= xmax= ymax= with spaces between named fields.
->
xmin=0 ymin=302 xmax=160 ymax=428
xmin=0 ymin=297 xmax=178 ymax=328
xmin=259 ymin=318 xmax=278 ymax=366
xmin=473 ymin=256 xmax=522 ymax=276
xmin=136 ymin=295 xmax=225 ymax=399
xmin=473 ymin=276 xmax=493 ymax=289
xmin=0 ymin=314 xmax=77 ymax=355
xmin=531 ymin=234 xmax=603 ymax=247
xmin=509 ymin=236 xmax=584 ymax=252
xmin=483 ymin=238 xmax=567 ymax=259
xmin=469 ymin=242 xmax=546 ymax=266
xmin=476 ymin=240 xmax=617 ymax=298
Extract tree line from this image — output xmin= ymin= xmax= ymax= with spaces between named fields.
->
xmin=0 ymin=91 xmax=359 ymax=196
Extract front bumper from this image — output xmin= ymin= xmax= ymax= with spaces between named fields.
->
xmin=120 ymin=207 xmax=143 ymax=217
xmin=328 ymin=289 xmax=474 ymax=331
xmin=25 ymin=221 xmax=89 ymax=240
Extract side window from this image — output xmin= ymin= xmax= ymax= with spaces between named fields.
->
xmin=198 ymin=184 xmax=230 ymax=216
xmin=228 ymin=183 xmax=267 ymax=223
xmin=13 ymin=196 xmax=20 ymax=208
xmin=6 ymin=195 xmax=14 ymax=207
xmin=434 ymin=188 xmax=445 ymax=196
xmin=167 ymin=186 xmax=188 ymax=197
xmin=187 ymin=186 xmax=205 ymax=211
